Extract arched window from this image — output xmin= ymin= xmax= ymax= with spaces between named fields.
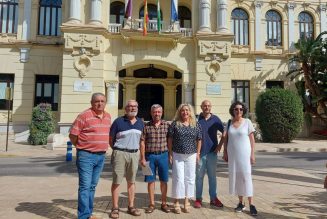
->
xmin=265 ymin=10 xmax=282 ymax=46
xmin=139 ymin=4 xmax=162 ymax=20
xmin=299 ymin=12 xmax=314 ymax=39
xmin=178 ymin=6 xmax=191 ymax=28
xmin=0 ymin=0 xmax=18 ymax=33
xmin=38 ymin=0 xmax=62 ymax=36
xmin=110 ymin=1 xmax=125 ymax=25
xmin=231 ymin=8 xmax=249 ymax=45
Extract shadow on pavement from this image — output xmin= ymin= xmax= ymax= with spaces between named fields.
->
xmin=274 ymin=191 xmax=327 ymax=219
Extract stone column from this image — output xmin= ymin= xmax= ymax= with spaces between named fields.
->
xmin=184 ymin=83 xmax=194 ymax=105
xmin=124 ymin=0 xmax=132 ymax=28
xmin=199 ymin=0 xmax=211 ymax=32
xmin=254 ymin=1 xmax=263 ymax=71
xmin=89 ymin=0 xmax=102 ymax=25
xmin=106 ymin=81 xmax=118 ymax=107
xmin=320 ymin=4 xmax=327 ymax=33
xmin=217 ymin=0 xmax=228 ymax=33
xmin=254 ymin=1 xmax=263 ymax=51
xmin=288 ymin=3 xmax=296 ymax=52
xmin=20 ymin=0 xmax=32 ymax=62
xmin=68 ymin=0 xmax=81 ymax=23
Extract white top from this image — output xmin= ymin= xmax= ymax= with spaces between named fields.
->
xmin=226 ymin=118 xmax=255 ymax=196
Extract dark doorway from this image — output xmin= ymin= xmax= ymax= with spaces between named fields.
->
xmin=136 ymin=84 xmax=164 ymax=121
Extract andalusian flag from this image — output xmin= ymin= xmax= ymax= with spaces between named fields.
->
xmin=143 ymin=0 xmax=149 ymax=36
xmin=157 ymin=0 xmax=161 ymax=32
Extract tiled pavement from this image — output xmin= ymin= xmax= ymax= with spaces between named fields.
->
xmin=0 ymin=135 xmax=326 ymax=219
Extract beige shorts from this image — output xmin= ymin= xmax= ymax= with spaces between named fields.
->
xmin=111 ymin=150 xmax=139 ymax=184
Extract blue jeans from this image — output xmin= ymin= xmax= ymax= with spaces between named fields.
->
xmin=76 ymin=150 xmax=105 ymax=219
xmin=195 ymin=152 xmax=218 ymax=200
xmin=144 ymin=152 xmax=169 ymax=183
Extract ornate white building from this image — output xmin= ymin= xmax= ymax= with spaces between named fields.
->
xmin=0 ymin=0 xmax=326 ymax=133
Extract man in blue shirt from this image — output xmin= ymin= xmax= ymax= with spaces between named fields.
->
xmin=109 ymin=100 xmax=144 ymax=218
xmin=194 ymin=100 xmax=225 ymax=208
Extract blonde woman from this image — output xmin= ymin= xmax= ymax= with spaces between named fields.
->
xmin=168 ymin=103 xmax=202 ymax=214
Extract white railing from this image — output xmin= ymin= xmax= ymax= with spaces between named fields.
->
xmin=108 ymin=20 xmax=193 ymax=37
xmin=108 ymin=23 xmax=122 ymax=33
xmin=180 ymin=28 xmax=193 ymax=37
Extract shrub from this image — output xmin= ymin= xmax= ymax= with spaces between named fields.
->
xmin=28 ymin=103 xmax=55 ymax=145
xmin=255 ymin=88 xmax=303 ymax=143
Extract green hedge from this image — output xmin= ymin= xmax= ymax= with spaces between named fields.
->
xmin=255 ymin=88 xmax=303 ymax=143
xmin=28 ymin=103 xmax=55 ymax=145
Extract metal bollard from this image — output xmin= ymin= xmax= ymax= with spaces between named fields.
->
xmin=66 ymin=141 xmax=73 ymax=161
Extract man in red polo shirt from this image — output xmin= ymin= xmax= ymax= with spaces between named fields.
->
xmin=69 ymin=93 xmax=111 ymax=219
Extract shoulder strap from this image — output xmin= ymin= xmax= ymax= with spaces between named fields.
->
xmin=227 ymin=119 xmax=231 ymax=131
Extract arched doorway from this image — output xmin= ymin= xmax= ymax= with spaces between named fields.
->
xmin=136 ymin=84 xmax=164 ymax=121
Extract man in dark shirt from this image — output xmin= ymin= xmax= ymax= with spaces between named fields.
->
xmin=140 ymin=104 xmax=170 ymax=213
xmin=194 ymin=100 xmax=225 ymax=208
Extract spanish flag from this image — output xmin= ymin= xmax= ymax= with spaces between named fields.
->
xmin=143 ymin=0 xmax=149 ymax=36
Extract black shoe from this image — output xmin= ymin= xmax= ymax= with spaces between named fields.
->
xmin=250 ymin=205 xmax=258 ymax=216
xmin=235 ymin=202 xmax=245 ymax=212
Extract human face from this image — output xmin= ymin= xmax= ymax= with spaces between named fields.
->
xmin=151 ymin=107 xmax=163 ymax=122
xmin=201 ymin=101 xmax=212 ymax=115
xmin=125 ymin=101 xmax=138 ymax=117
xmin=233 ymin=104 xmax=244 ymax=118
xmin=180 ymin=105 xmax=190 ymax=121
xmin=91 ymin=95 xmax=106 ymax=113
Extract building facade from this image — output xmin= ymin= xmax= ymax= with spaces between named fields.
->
xmin=0 ymin=0 xmax=326 ymax=134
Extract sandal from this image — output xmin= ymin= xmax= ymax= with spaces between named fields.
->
xmin=109 ymin=208 xmax=119 ymax=219
xmin=127 ymin=206 xmax=141 ymax=216
xmin=145 ymin=204 xmax=155 ymax=213
xmin=173 ymin=203 xmax=181 ymax=214
xmin=183 ymin=200 xmax=191 ymax=213
xmin=161 ymin=203 xmax=170 ymax=213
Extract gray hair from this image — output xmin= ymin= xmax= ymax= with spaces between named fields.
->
xmin=151 ymin=104 xmax=162 ymax=112
xmin=91 ymin=92 xmax=106 ymax=102
xmin=125 ymin=99 xmax=138 ymax=108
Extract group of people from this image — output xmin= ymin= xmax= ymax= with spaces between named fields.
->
xmin=69 ymin=92 xmax=258 ymax=219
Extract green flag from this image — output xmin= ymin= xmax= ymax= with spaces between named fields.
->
xmin=157 ymin=0 xmax=161 ymax=32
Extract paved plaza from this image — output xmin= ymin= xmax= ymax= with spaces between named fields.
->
xmin=0 ymin=135 xmax=326 ymax=219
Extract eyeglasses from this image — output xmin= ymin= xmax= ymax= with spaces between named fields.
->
xmin=127 ymin=105 xmax=138 ymax=108
xmin=234 ymin=108 xmax=243 ymax=112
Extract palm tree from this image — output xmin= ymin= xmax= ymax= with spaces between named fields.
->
xmin=288 ymin=31 xmax=327 ymax=124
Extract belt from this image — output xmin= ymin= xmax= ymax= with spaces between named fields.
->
xmin=146 ymin=150 xmax=168 ymax=155
xmin=77 ymin=149 xmax=106 ymax=155
xmin=113 ymin=147 xmax=138 ymax=153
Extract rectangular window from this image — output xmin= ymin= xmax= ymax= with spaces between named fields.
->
xmin=0 ymin=0 xmax=18 ymax=34
xmin=231 ymin=80 xmax=250 ymax=108
xmin=34 ymin=75 xmax=59 ymax=111
xmin=38 ymin=1 xmax=62 ymax=36
xmin=266 ymin=81 xmax=284 ymax=89
xmin=0 ymin=74 xmax=14 ymax=110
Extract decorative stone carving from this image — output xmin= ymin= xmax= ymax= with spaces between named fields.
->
xmin=65 ymin=33 xmax=101 ymax=53
xmin=254 ymin=1 xmax=263 ymax=8
xmin=205 ymin=58 xmax=221 ymax=82
xmin=73 ymin=48 xmax=92 ymax=78
xmin=105 ymin=81 xmax=118 ymax=106
xmin=199 ymin=41 xmax=229 ymax=57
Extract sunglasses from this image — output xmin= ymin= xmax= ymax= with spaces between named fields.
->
xmin=234 ymin=108 xmax=243 ymax=112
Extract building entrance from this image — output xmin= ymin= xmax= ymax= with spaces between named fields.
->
xmin=136 ymin=84 xmax=164 ymax=121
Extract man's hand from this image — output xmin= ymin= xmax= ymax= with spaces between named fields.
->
xmin=140 ymin=158 xmax=147 ymax=167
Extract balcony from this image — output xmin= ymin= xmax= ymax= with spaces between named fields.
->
xmin=108 ymin=19 xmax=193 ymax=37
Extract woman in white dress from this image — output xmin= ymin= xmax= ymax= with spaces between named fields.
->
xmin=222 ymin=101 xmax=257 ymax=216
